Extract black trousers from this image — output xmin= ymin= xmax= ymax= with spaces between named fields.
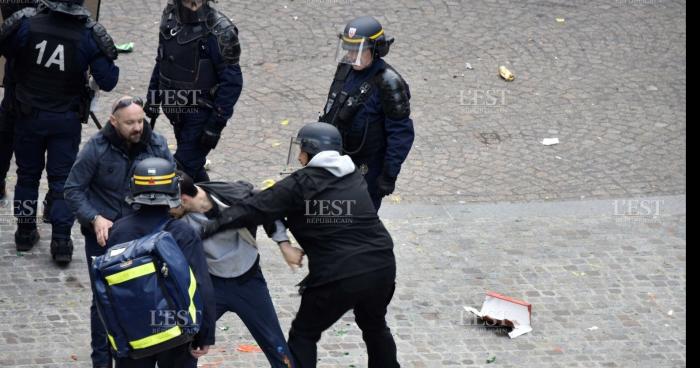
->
xmin=115 ymin=343 xmax=191 ymax=368
xmin=288 ymin=270 xmax=400 ymax=368
xmin=0 ymin=118 xmax=12 ymax=183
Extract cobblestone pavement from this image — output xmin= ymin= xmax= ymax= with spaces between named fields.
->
xmin=0 ymin=0 xmax=686 ymax=367
xmin=74 ymin=0 xmax=687 ymax=204
xmin=0 ymin=195 xmax=686 ymax=367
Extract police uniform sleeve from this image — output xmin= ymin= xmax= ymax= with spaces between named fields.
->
xmin=0 ymin=7 xmax=34 ymax=57
xmin=85 ymin=19 xmax=119 ymax=91
xmin=207 ymin=13 xmax=243 ymax=124
xmin=380 ymin=67 xmax=415 ymax=178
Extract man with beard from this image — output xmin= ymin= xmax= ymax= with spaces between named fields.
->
xmin=65 ymin=96 xmax=174 ymax=368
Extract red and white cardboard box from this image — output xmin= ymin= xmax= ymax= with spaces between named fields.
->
xmin=463 ymin=291 xmax=533 ymax=338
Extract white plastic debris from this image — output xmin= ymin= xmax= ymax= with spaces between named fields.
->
xmin=463 ymin=291 xmax=533 ymax=338
xmin=466 ymin=62 xmax=473 ymax=70
xmin=542 ymin=138 xmax=560 ymax=146
xmin=668 ymin=310 xmax=674 ymax=316
xmin=587 ymin=326 xmax=599 ymax=331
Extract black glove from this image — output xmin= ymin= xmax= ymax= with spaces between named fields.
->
xmin=376 ymin=171 xmax=397 ymax=197
xmin=200 ymin=117 xmax=225 ymax=151
xmin=143 ymin=99 xmax=160 ymax=120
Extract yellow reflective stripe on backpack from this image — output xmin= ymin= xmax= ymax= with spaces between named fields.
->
xmin=129 ymin=326 xmax=182 ymax=350
xmin=188 ymin=268 xmax=197 ymax=323
xmin=108 ymin=334 xmax=117 ymax=350
xmin=105 ymin=263 xmax=157 ymax=286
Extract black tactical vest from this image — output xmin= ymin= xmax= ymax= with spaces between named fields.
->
xmin=320 ymin=64 xmax=387 ymax=159
xmin=158 ymin=12 xmax=218 ymax=94
xmin=15 ymin=12 xmax=86 ymax=112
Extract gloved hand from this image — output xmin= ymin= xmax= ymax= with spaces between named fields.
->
xmin=200 ymin=116 xmax=225 ymax=151
xmin=143 ymin=99 xmax=160 ymax=120
xmin=376 ymin=170 xmax=397 ymax=197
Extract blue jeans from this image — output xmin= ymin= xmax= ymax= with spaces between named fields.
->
xmin=185 ymin=262 xmax=294 ymax=368
xmin=83 ymin=227 xmax=113 ymax=367
xmin=13 ymin=111 xmax=80 ymax=238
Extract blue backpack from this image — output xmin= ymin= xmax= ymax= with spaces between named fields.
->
xmin=90 ymin=220 xmax=202 ymax=359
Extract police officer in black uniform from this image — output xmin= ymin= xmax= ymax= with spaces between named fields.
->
xmin=320 ymin=16 xmax=415 ymax=211
xmin=203 ymin=122 xmax=401 ymax=368
xmin=0 ymin=0 xmax=37 ymax=200
xmin=0 ymin=0 xmax=119 ymax=264
xmin=146 ymin=0 xmax=243 ymax=183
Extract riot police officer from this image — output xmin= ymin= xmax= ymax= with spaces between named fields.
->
xmin=320 ymin=16 xmax=415 ymax=211
xmin=0 ymin=0 xmax=37 ymax=200
xmin=0 ymin=0 xmax=119 ymax=264
xmin=146 ymin=0 xmax=243 ymax=183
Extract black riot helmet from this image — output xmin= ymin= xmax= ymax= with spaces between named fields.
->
xmin=335 ymin=16 xmax=395 ymax=66
xmin=127 ymin=158 xmax=182 ymax=208
xmin=286 ymin=122 xmax=343 ymax=167
xmin=175 ymin=0 xmax=210 ymax=24
xmin=39 ymin=0 xmax=90 ymax=17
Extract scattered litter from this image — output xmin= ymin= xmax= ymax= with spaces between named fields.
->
xmin=667 ymin=310 xmax=674 ymax=316
xmin=464 ymin=291 xmax=533 ymax=338
xmin=272 ymin=142 xmax=282 ymax=147
xmin=587 ymin=326 xmax=599 ymax=331
xmin=281 ymin=119 xmax=290 ymax=126
xmin=571 ymin=271 xmax=586 ymax=277
xmin=204 ymin=159 xmax=212 ymax=170
xmin=261 ymin=179 xmax=276 ymax=190
xmin=542 ymin=138 xmax=560 ymax=146
xmin=465 ymin=62 xmax=473 ymax=70
xmin=70 ymin=354 xmax=78 ymax=361
xmin=555 ymin=156 xmax=563 ymax=160
xmin=237 ymin=344 xmax=263 ymax=353
xmin=556 ymin=18 xmax=566 ymax=23
xmin=115 ymin=42 xmax=134 ymax=53
xmin=219 ymin=326 xmax=229 ymax=331
xmin=389 ymin=194 xmax=402 ymax=204
xmin=499 ymin=66 xmax=515 ymax=81
xmin=486 ymin=356 xmax=497 ymax=364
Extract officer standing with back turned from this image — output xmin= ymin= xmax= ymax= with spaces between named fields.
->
xmin=0 ymin=0 xmax=119 ymax=264
xmin=320 ymin=16 xmax=415 ymax=211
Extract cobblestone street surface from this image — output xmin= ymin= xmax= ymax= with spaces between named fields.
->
xmin=0 ymin=0 xmax=686 ymax=367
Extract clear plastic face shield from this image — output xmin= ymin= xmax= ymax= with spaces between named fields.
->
xmin=335 ymin=33 xmax=370 ymax=67
xmin=285 ymin=137 xmax=304 ymax=171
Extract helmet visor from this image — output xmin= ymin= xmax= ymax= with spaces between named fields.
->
xmin=335 ymin=34 xmax=370 ymax=66
xmin=286 ymin=136 xmax=304 ymax=169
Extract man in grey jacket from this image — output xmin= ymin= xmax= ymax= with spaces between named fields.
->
xmin=64 ymin=96 xmax=174 ymax=368
xmin=170 ymin=172 xmax=297 ymax=368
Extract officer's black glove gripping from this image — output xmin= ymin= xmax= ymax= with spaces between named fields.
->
xmin=144 ymin=100 xmax=160 ymax=121
xmin=200 ymin=116 xmax=225 ymax=151
xmin=377 ymin=170 xmax=397 ymax=197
